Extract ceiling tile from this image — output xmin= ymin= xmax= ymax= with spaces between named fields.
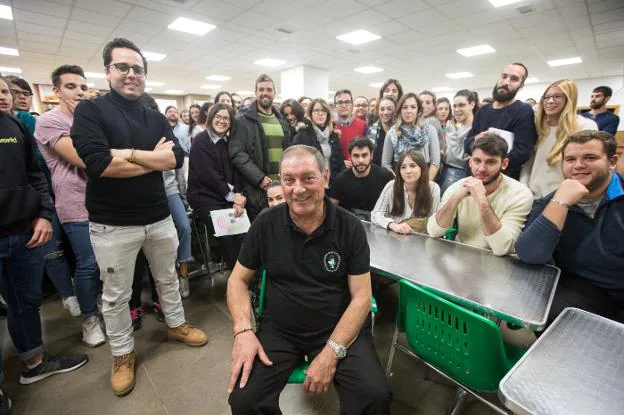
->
xmin=190 ymin=0 xmax=245 ymax=21
xmin=398 ymin=8 xmax=449 ymax=29
xmin=13 ymin=10 xmax=67 ymax=30
xmin=375 ymin=0 xmax=429 ymax=19
xmin=13 ymin=0 xmax=71 ymax=18
xmin=71 ymin=8 xmax=124 ymax=27
xmin=74 ymin=0 xmax=132 ymax=16
xmin=16 ymin=21 xmax=64 ymax=37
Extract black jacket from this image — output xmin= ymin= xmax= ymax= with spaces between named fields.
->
xmin=0 ymin=112 xmax=52 ymax=234
xmin=292 ymin=120 xmax=345 ymax=185
xmin=228 ymin=102 xmax=290 ymax=216
xmin=188 ymin=131 xmax=242 ymax=211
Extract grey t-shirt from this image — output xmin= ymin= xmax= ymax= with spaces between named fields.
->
xmin=576 ymin=197 xmax=602 ymax=218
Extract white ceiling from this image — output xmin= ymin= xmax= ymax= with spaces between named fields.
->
xmin=1 ymin=0 xmax=623 ymax=98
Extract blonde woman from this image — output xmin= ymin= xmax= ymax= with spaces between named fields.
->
xmin=520 ymin=79 xmax=597 ymax=198
xmin=381 ymin=92 xmax=440 ymax=179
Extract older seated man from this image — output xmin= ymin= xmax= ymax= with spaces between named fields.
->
xmin=427 ymin=133 xmax=533 ymax=256
xmin=226 ymin=145 xmax=391 ymax=414
xmin=517 ymin=130 xmax=624 ymax=323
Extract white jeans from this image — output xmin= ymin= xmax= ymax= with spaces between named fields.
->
xmin=90 ymin=216 xmax=186 ymax=356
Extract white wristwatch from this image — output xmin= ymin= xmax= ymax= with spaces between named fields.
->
xmin=327 ymin=339 xmax=347 ymax=359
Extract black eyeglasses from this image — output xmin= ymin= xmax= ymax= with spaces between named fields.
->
xmin=107 ymin=62 xmax=146 ymax=76
xmin=10 ymin=89 xmax=33 ymax=98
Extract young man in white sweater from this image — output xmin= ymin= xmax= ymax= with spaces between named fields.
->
xmin=427 ymin=133 xmax=533 ymax=256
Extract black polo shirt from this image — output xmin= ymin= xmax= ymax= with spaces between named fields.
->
xmin=238 ymin=198 xmax=370 ymax=336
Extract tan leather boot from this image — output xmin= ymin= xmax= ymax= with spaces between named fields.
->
xmin=111 ymin=350 xmax=136 ymax=397
xmin=168 ymin=322 xmax=208 ymax=347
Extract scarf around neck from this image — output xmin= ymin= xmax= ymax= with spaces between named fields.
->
xmin=312 ymin=123 xmax=332 ymax=161
xmin=394 ymin=123 xmax=430 ymax=162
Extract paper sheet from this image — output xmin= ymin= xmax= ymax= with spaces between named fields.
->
xmin=488 ymin=127 xmax=514 ymax=153
xmin=210 ymin=208 xmax=250 ymax=237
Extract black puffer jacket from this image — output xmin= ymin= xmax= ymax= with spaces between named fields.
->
xmin=291 ymin=120 xmax=345 ymax=185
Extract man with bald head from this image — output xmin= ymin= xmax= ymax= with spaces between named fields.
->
xmin=226 ymin=145 xmax=391 ymax=414
xmin=464 ymin=63 xmax=537 ymax=180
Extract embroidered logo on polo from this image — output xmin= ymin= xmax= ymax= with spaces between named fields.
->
xmin=323 ymin=251 xmax=341 ymax=272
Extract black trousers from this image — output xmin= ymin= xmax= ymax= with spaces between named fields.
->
xmin=548 ymin=275 xmax=624 ymax=325
xmin=228 ymin=320 xmax=391 ymax=415
xmin=195 ymin=206 xmax=245 ymax=271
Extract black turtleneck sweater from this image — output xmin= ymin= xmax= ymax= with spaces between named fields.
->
xmin=72 ymin=89 xmax=183 ymax=226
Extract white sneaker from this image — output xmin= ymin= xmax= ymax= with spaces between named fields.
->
xmin=62 ymin=296 xmax=81 ymax=317
xmin=179 ymin=277 xmax=190 ymax=298
xmin=82 ymin=315 xmax=106 ymax=347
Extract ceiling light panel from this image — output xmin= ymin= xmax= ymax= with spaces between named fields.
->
xmin=369 ymin=82 xmax=383 ymax=88
xmin=164 ymin=89 xmax=184 ymax=95
xmin=525 ymin=77 xmax=539 ymax=84
xmin=0 ymin=5 xmax=12 ymax=20
xmin=354 ymin=66 xmax=383 ymax=74
xmin=168 ymin=17 xmax=216 ymax=36
xmin=456 ymin=44 xmax=496 ymax=57
xmin=0 ymin=66 xmax=21 ymax=73
xmin=146 ymin=81 xmax=165 ymax=87
xmin=336 ymin=30 xmax=381 ymax=45
xmin=547 ymin=57 xmax=582 ymax=67
xmin=446 ymin=72 xmax=474 ymax=79
xmin=488 ymin=0 xmax=522 ymax=7
xmin=432 ymin=86 xmax=454 ymax=92
xmin=0 ymin=47 xmax=19 ymax=56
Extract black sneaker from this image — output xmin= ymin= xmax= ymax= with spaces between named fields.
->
xmin=152 ymin=303 xmax=165 ymax=322
xmin=19 ymin=352 xmax=88 ymax=385
xmin=0 ymin=390 xmax=11 ymax=415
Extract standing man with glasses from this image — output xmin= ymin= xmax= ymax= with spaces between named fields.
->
xmin=353 ymin=96 xmax=370 ymax=124
xmin=72 ymin=38 xmax=207 ymax=397
xmin=334 ymin=89 xmax=367 ymax=168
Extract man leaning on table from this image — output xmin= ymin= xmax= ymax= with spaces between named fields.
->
xmin=517 ymin=130 xmax=624 ymax=324
xmin=427 ymin=133 xmax=533 ymax=256
xmin=226 ymin=145 xmax=391 ymax=414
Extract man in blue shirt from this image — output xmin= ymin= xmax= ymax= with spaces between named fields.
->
xmin=581 ymin=86 xmax=620 ymax=136
xmin=516 ymin=130 xmax=623 ymax=325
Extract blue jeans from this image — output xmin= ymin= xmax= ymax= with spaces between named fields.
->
xmin=168 ymin=194 xmax=193 ymax=264
xmin=40 ymin=212 xmax=74 ymax=298
xmin=0 ymin=229 xmax=45 ymax=364
xmin=63 ymin=222 xmax=100 ymax=317
xmin=439 ymin=165 xmax=468 ymax=195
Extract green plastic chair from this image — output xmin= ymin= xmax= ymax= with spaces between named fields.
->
xmin=256 ymin=270 xmax=378 ymax=384
xmin=386 ymin=280 xmax=525 ymax=413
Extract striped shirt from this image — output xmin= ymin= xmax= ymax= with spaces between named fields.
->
xmin=257 ymin=111 xmax=284 ymax=179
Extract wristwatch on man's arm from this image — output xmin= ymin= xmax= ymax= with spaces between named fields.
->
xmin=326 ymin=339 xmax=347 ymax=359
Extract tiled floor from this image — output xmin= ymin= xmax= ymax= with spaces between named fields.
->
xmin=1 ymin=271 xmax=501 ymax=414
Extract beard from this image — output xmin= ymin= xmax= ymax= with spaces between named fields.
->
xmin=475 ymin=167 xmax=504 ymax=186
xmin=257 ymin=95 xmax=273 ymax=111
xmin=353 ymin=162 xmax=370 ymax=173
xmin=492 ymin=83 xmax=519 ymax=103
xmin=589 ymin=98 xmax=605 ymax=110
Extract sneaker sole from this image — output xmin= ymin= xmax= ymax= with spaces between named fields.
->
xmin=19 ymin=358 xmax=88 ymax=385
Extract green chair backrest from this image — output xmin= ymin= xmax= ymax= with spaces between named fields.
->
xmin=397 ymin=280 xmax=524 ymax=392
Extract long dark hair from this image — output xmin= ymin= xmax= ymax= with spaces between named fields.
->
xmin=280 ymin=99 xmax=305 ymax=123
xmin=188 ymin=104 xmax=201 ymax=136
xmin=378 ymin=79 xmax=403 ymax=103
xmin=390 ymin=151 xmax=432 ymax=217
xmin=198 ymin=102 xmax=211 ymax=125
